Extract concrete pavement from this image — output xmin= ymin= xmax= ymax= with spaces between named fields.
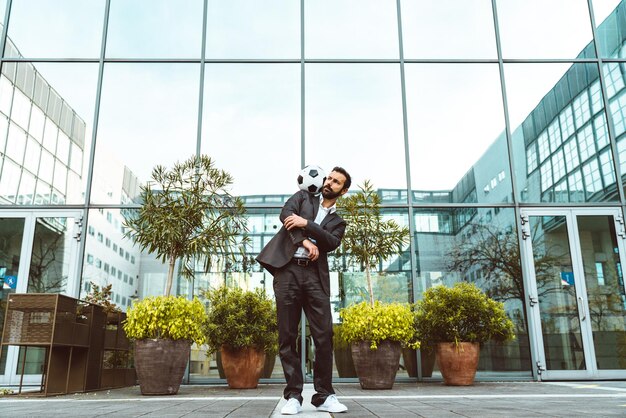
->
xmin=1 ymin=381 xmax=626 ymax=417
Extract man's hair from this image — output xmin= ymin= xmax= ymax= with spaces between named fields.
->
xmin=332 ymin=166 xmax=351 ymax=190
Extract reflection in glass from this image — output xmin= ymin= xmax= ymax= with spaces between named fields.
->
xmin=593 ymin=0 xmax=626 ymax=58
xmin=576 ymin=215 xmax=626 ymax=370
xmin=401 ymin=0 xmax=496 ymax=59
xmin=107 ymin=0 xmax=203 ymax=58
xmin=414 ymin=208 xmax=531 ymax=374
xmin=306 ymin=64 xmax=406 ymax=199
xmin=26 ymin=217 xmax=75 ymax=294
xmin=305 ymin=0 xmax=398 ymax=59
xmin=496 ymin=0 xmax=594 ymax=59
xmin=201 ymin=64 xmax=300 ymax=196
xmin=205 ymin=0 xmax=299 ymax=59
xmin=0 ymin=217 xmax=25 ymax=375
xmin=0 ymin=60 xmax=97 ymax=206
xmin=405 ymin=64 xmax=508 ymax=204
xmin=508 ymin=63 xmax=617 ymax=203
xmin=81 ymin=209 xmax=142 ymax=312
xmin=528 ymin=215 xmax=585 ymax=371
xmin=330 ymin=209 xmax=412 ymax=379
xmin=4 ymin=0 xmax=104 ymax=58
xmin=93 ymin=64 xmax=199 ymax=204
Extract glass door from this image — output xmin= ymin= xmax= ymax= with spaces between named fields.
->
xmin=520 ymin=208 xmax=626 ymax=380
xmin=0 ymin=211 xmax=83 ymax=386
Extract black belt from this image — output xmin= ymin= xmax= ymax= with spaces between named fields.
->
xmin=292 ymin=258 xmax=313 ymax=267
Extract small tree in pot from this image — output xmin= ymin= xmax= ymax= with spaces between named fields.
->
xmin=122 ymin=155 xmax=249 ymax=395
xmin=203 ymin=286 xmax=277 ymax=389
xmin=337 ymin=180 xmax=416 ymax=389
xmin=414 ymin=282 xmax=515 ymax=385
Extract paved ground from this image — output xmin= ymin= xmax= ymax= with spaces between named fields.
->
xmin=1 ymin=381 xmax=626 ymax=417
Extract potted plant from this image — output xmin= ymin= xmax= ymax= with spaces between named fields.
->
xmin=414 ymin=282 xmax=515 ymax=386
xmin=337 ymin=180 xmax=416 ymax=389
xmin=122 ymin=155 xmax=249 ymax=395
xmin=124 ymin=296 xmax=206 ymax=394
xmin=203 ymin=286 xmax=278 ymax=389
xmin=340 ymin=301 xmax=418 ymax=388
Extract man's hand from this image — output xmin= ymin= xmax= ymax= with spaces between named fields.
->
xmin=284 ymin=214 xmax=307 ymax=231
xmin=302 ymin=239 xmax=319 ymax=261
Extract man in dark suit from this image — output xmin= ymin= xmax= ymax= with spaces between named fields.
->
xmin=257 ymin=167 xmax=351 ymax=415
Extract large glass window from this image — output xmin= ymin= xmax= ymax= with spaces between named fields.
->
xmin=413 ymin=208 xmax=531 ymax=375
xmin=92 ymin=64 xmax=199 ymax=204
xmin=200 ymin=64 xmax=300 ymax=196
xmin=405 ymin=64 xmax=509 ymax=204
xmin=593 ymin=0 xmax=626 ymax=58
xmin=205 ymin=0 xmax=299 ymax=59
xmin=305 ymin=64 xmax=406 ymax=199
xmin=496 ymin=0 xmax=595 ymax=59
xmin=507 ymin=63 xmax=616 ymax=203
xmin=107 ymin=0 xmax=203 ymax=58
xmin=4 ymin=0 xmax=105 ymax=58
xmin=305 ymin=0 xmax=399 ymax=59
xmin=401 ymin=0 xmax=496 ymax=59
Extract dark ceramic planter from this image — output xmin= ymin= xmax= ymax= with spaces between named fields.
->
xmin=351 ymin=340 xmax=401 ymax=389
xmin=134 ymin=339 xmax=191 ymax=395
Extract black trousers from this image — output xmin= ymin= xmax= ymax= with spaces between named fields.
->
xmin=273 ymin=261 xmax=334 ymax=407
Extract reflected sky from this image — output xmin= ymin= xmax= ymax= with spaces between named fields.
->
xmin=206 ymin=0 xmax=300 ymax=59
xmin=5 ymin=0 xmax=104 ymax=58
xmin=401 ymin=0 xmax=497 ymax=59
xmin=496 ymin=0 xmax=594 ymax=59
xmin=107 ymin=0 xmax=203 ymax=58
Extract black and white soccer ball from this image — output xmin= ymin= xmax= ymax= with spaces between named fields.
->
xmin=297 ymin=165 xmax=326 ymax=194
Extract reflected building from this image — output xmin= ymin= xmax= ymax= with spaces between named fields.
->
xmin=0 ymin=36 xmax=141 ymax=310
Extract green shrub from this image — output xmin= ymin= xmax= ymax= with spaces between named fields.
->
xmin=339 ymin=301 xmax=419 ymax=350
xmin=123 ymin=296 xmax=206 ymax=345
xmin=414 ymin=282 xmax=515 ymax=345
xmin=203 ymin=286 xmax=278 ymax=354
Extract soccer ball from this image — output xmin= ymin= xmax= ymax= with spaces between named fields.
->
xmin=297 ymin=165 xmax=326 ymax=194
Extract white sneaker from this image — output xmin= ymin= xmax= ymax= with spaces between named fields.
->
xmin=281 ymin=398 xmax=302 ymax=415
xmin=316 ymin=394 xmax=348 ymax=413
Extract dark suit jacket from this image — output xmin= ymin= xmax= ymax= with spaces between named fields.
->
xmin=256 ymin=190 xmax=346 ymax=296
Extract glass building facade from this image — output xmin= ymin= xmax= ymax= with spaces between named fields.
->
xmin=1 ymin=0 xmax=626 ymax=385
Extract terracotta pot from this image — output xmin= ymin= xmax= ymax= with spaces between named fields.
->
xmin=134 ymin=339 xmax=191 ymax=395
xmin=351 ymin=340 xmax=401 ymax=389
xmin=435 ymin=342 xmax=480 ymax=386
xmin=220 ymin=346 xmax=265 ymax=389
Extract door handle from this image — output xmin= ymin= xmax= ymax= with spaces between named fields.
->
xmin=578 ymin=296 xmax=586 ymax=321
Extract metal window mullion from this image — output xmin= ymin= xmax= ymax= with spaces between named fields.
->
xmin=394 ymin=0 xmax=417 ymax=298
xmin=587 ymin=0 xmax=626 ymax=204
xmin=300 ymin=0 xmax=305 ymax=168
xmin=196 ymin=0 xmax=208 ymax=158
xmin=0 ymin=0 xmax=12 ymax=61
xmin=76 ymin=0 xmax=111 ymax=298
xmin=300 ymin=0 xmax=306 ymax=381
xmin=491 ymin=0 xmax=542 ymax=381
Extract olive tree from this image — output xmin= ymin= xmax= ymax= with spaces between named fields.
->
xmin=123 ymin=155 xmax=249 ymax=296
xmin=338 ymin=180 xmax=410 ymax=306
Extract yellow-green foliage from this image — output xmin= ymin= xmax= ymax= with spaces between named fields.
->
xmin=414 ymin=282 xmax=515 ymax=345
xmin=339 ymin=301 xmax=419 ymax=350
xmin=123 ymin=296 xmax=207 ymax=345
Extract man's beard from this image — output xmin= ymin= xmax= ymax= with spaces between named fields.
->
xmin=322 ymin=187 xmax=342 ymax=199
